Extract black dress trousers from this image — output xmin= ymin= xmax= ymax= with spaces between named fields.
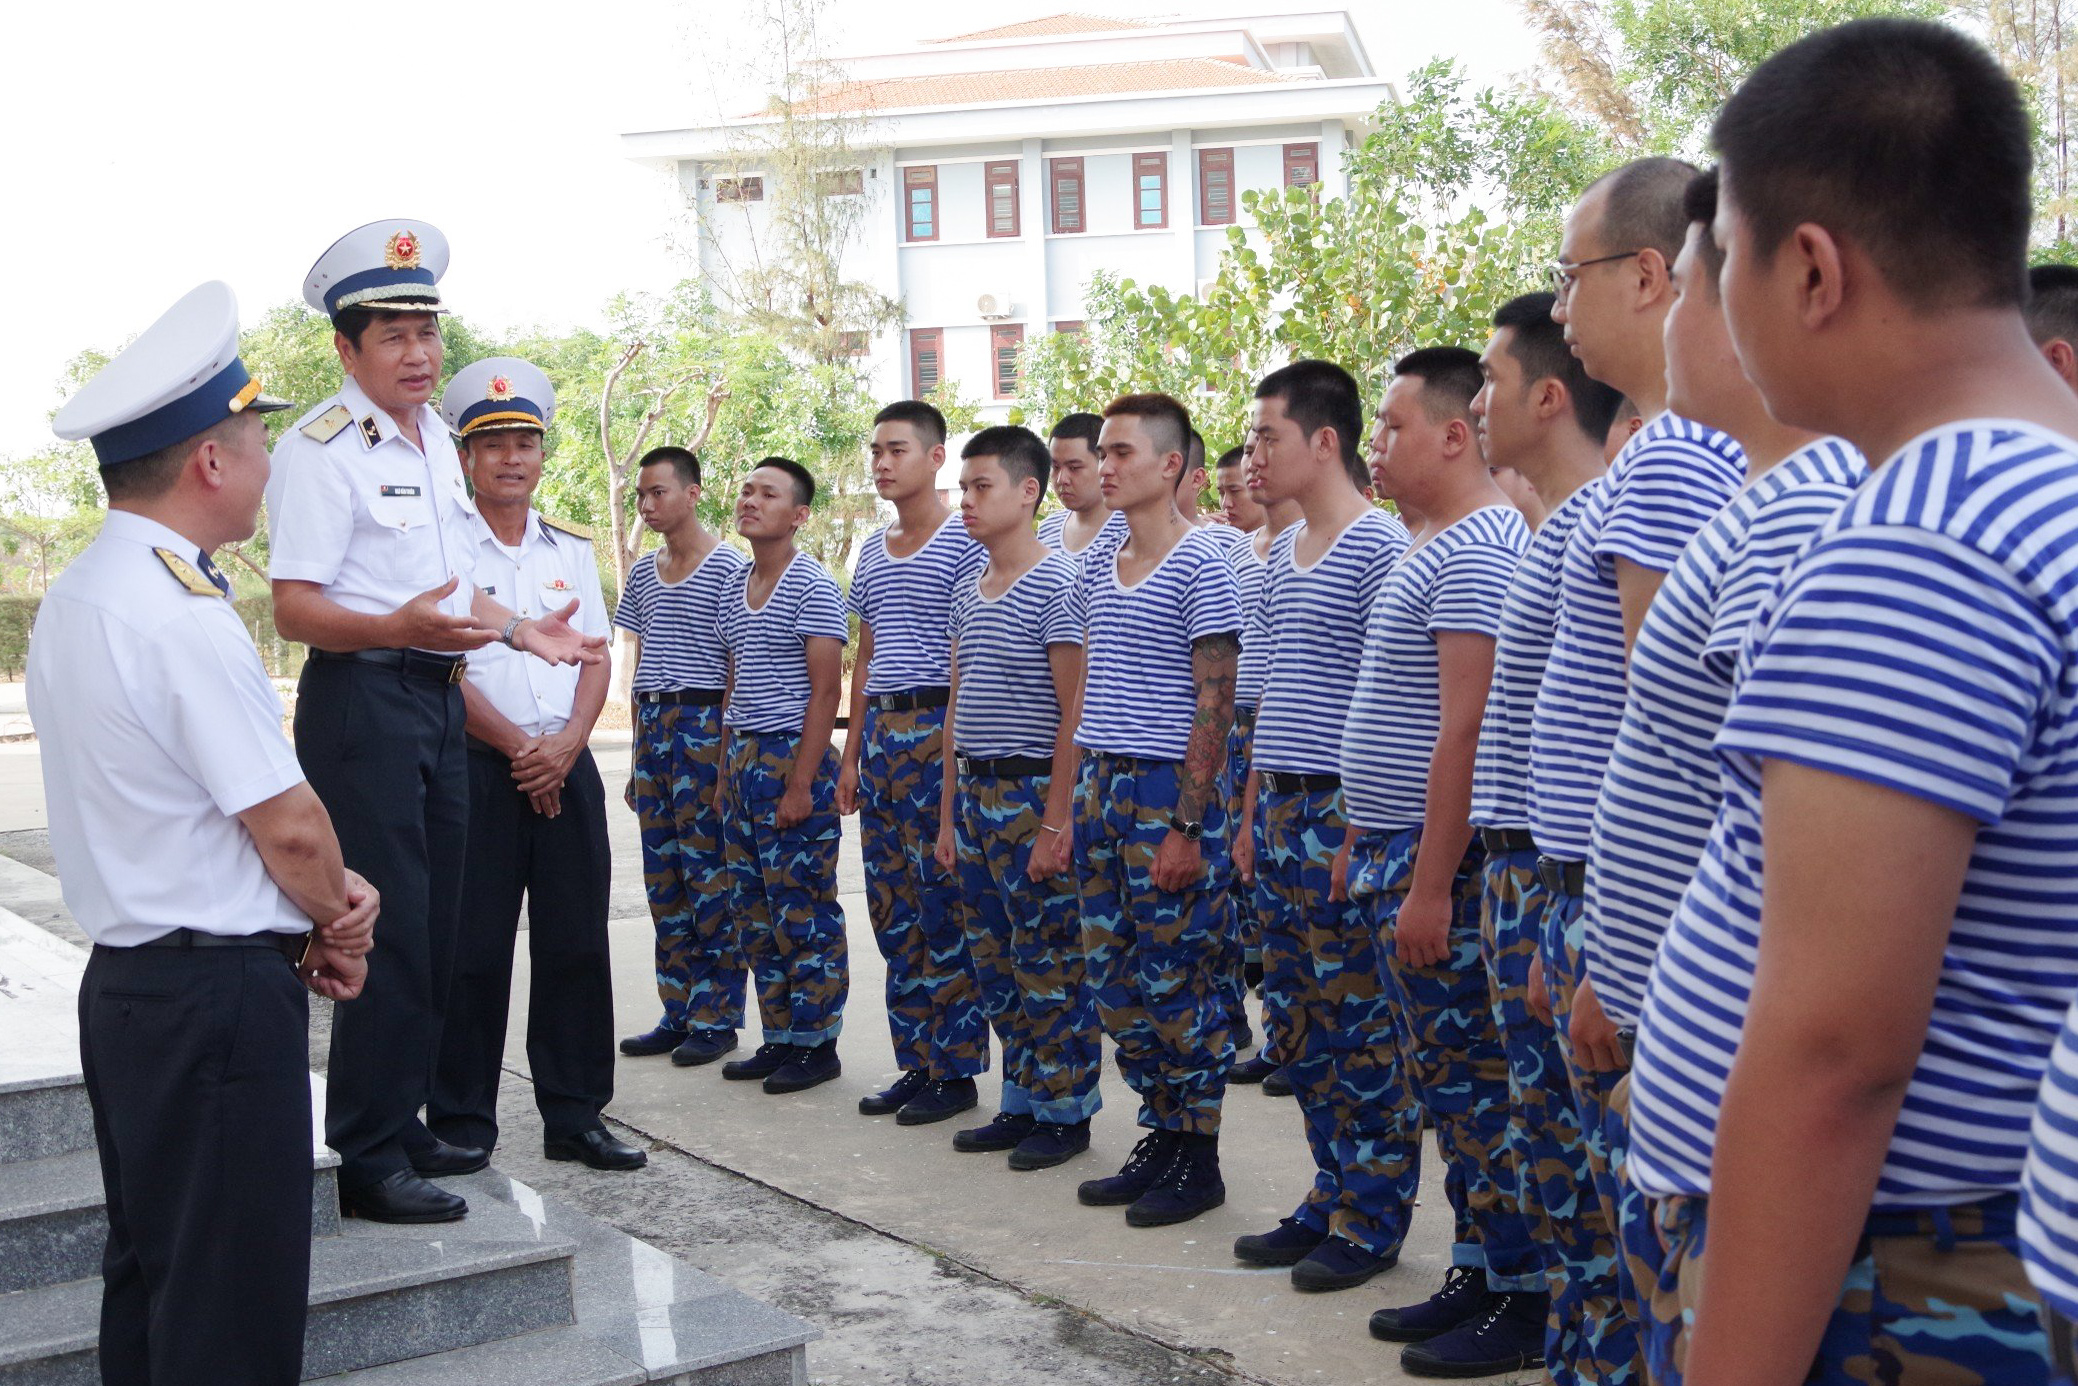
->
xmin=293 ymin=655 xmax=469 ymax=1189
xmin=79 ymin=943 xmax=312 ymax=1386
xmin=429 ymin=743 xmax=614 ymax=1147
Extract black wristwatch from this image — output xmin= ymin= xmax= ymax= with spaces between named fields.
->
xmin=1167 ymin=815 xmax=1204 ymax=842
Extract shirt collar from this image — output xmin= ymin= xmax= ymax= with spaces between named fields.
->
xmin=99 ymin=509 xmax=205 ymax=558
xmin=337 ymin=376 xmax=439 ymax=456
xmin=471 ymin=506 xmax=555 ymax=552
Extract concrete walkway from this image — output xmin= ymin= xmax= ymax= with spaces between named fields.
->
xmin=0 ymin=728 xmax=1529 ymax=1385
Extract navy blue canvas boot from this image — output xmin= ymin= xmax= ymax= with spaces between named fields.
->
xmin=1076 ymin=1130 xmax=1180 ymax=1206
xmin=1125 ymin=1131 xmax=1225 ymax=1227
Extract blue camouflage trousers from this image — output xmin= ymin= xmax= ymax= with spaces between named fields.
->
xmin=1075 ymin=753 xmax=1233 ymax=1135
xmin=1546 ymin=886 xmax=1647 ymax=1385
xmin=1218 ymin=722 xmax=1253 ymax=1042
xmin=858 ymin=704 xmax=988 ymax=1079
xmin=723 ymin=730 xmax=848 ymax=1045
xmin=632 ymin=700 xmax=745 ymax=1033
xmin=1639 ymin=1192 xmax=2050 ymax=1385
xmin=1364 ymin=828 xmax=1541 ymax=1293
xmin=954 ymin=768 xmax=1102 ymax=1124
xmin=1481 ymin=847 xmax=1593 ymax=1381
xmin=1263 ymin=790 xmax=1420 ymax=1257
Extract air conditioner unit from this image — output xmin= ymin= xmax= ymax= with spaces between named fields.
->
xmin=976 ymin=290 xmax=1015 ymax=320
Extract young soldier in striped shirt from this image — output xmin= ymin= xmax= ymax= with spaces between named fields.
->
xmin=1342 ymin=350 xmax=1537 ymax=1376
xmin=1611 ymin=21 xmax=2078 ymax=1382
xmin=1581 ymin=169 xmax=1864 ymax=1334
xmin=1038 ymin=412 xmax=1126 ymax=561
xmin=1535 ymin=154 xmax=1747 ymax=1382
xmin=615 ymin=447 xmax=753 ymax=1068
xmin=1464 ymin=292 xmax=1621 ymax=1386
xmin=1223 ymin=361 xmax=1412 ymax=1292
xmin=713 ymin=458 xmax=851 ymax=1097
xmin=1072 ymin=393 xmax=1242 ymax=1228
xmin=839 ymin=400 xmax=991 ymax=1128
xmin=1213 ymin=444 xmax=1268 ymax=1063
xmin=934 ymin=426 xmax=1100 ymax=1173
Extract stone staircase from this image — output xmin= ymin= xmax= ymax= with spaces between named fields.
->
xmin=0 ymin=904 xmax=817 ymax=1385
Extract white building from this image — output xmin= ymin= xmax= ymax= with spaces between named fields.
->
xmin=621 ymin=10 xmax=1397 ymax=424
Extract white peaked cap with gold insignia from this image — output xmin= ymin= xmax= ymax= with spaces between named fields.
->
xmin=52 ymin=281 xmax=290 ymax=466
xmin=440 ymin=357 xmax=555 ymax=437
xmin=304 ymin=218 xmax=450 ymax=318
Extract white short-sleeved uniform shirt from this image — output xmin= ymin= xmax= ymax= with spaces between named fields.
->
xmin=848 ymin=515 xmax=985 ymax=697
xmin=462 ymin=512 xmax=611 ymax=737
xmin=612 ymin=544 xmax=747 ymax=694
xmin=1038 ymin=508 xmax=1128 ymax=568
xmin=1229 ymin=534 xmax=1271 ymax=711
xmin=1583 ymin=440 xmax=1864 ymax=1028
xmin=1625 ymin=420 xmax=2078 ymax=1214
xmin=948 ymin=553 xmax=1083 ymax=760
xmin=27 ymin=512 xmax=310 ymax=945
xmin=717 ymin=553 xmax=849 ymax=733
xmin=1528 ymin=414 xmax=1745 ymax=859
xmin=1471 ymin=484 xmax=1603 ymax=832
xmin=266 ymin=376 xmax=478 ymax=634
xmin=1075 ymin=525 xmax=1243 ymax=761
xmin=1252 ymin=509 xmax=1410 ymax=775
xmin=1340 ymin=506 xmax=1529 ymax=831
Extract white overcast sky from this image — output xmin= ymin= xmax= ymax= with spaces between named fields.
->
xmin=0 ymin=0 xmax=1540 ymax=456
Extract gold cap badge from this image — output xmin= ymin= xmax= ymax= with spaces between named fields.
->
xmin=384 ymin=229 xmax=422 ymax=271
xmin=487 ymin=375 xmax=515 ymax=401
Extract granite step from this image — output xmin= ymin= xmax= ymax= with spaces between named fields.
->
xmin=0 ymin=1075 xmax=92 ymax=1165
xmin=0 ymin=1221 xmax=578 ymax=1384
xmin=0 ymin=1144 xmax=344 ymax=1294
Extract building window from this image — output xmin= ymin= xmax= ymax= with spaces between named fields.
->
xmin=716 ymin=175 xmax=763 ymax=203
xmin=1053 ymin=320 xmax=1084 ymax=335
xmin=1198 ymin=147 xmax=1235 ymax=225
xmin=990 ymin=324 xmax=1025 ymax=398
xmin=818 ymin=168 xmax=864 ymax=196
xmin=1284 ymin=142 xmax=1320 ymax=188
xmin=838 ymin=331 xmax=870 ymax=356
xmin=1049 ymin=157 xmax=1085 ymax=235
xmin=909 ymin=328 xmax=943 ymax=394
xmin=1134 ymin=153 xmax=1168 ymax=229
xmin=985 ymin=160 xmax=1020 ymax=238
xmin=904 ymin=166 xmax=938 ymax=242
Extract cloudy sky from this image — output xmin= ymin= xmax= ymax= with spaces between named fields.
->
xmin=0 ymin=0 xmax=1541 ymax=454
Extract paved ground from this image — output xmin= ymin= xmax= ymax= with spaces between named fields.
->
xmin=0 ymin=726 xmax=1527 ymax=1386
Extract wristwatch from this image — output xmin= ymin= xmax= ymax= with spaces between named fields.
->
xmin=1167 ymin=815 xmax=1204 ymax=842
xmin=499 ymin=615 xmax=525 ymax=649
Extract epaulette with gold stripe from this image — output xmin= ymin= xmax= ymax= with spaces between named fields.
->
xmin=540 ymin=514 xmax=593 ymax=542
xmin=153 ymin=547 xmax=224 ymax=598
xmin=300 ymin=405 xmax=353 ymax=444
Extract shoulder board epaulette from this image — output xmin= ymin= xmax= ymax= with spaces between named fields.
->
xmin=152 ymin=547 xmax=224 ymax=598
xmin=300 ymin=405 xmax=353 ymax=443
xmin=540 ymin=515 xmax=593 ymax=542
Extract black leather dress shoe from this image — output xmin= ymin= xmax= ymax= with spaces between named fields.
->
xmin=408 ymin=1138 xmax=490 ymax=1177
xmin=342 ymin=1170 xmax=468 ymax=1223
xmin=544 ymin=1128 xmax=648 ymax=1171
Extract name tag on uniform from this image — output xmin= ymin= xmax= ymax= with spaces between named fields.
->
xmin=379 ymin=485 xmax=422 ymax=497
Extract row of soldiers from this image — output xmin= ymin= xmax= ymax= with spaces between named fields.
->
xmin=613 ymin=16 xmax=2078 ymax=1386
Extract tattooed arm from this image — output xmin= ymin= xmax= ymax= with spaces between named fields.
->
xmin=1153 ymin=630 xmax=1238 ymax=892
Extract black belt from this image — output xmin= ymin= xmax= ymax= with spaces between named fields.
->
xmin=123 ymin=928 xmax=308 ymax=963
xmin=1481 ymin=827 xmax=1537 ymax=854
xmin=1536 ymin=854 xmax=1586 ymax=896
xmin=869 ymin=686 xmax=950 ymax=712
xmin=635 ymin=688 xmax=724 ymax=706
xmin=959 ymin=755 xmax=1053 ymax=778
xmin=311 ymin=647 xmax=467 ymax=685
xmin=1261 ymin=771 xmax=1339 ymax=794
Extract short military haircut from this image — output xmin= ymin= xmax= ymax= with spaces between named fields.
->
xmin=1491 ymin=293 xmax=1626 ymax=441
xmin=99 ymin=414 xmax=244 ymax=503
xmin=1392 ymin=347 xmax=1484 ymax=426
xmin=1681 ymin=167 xmax=1725 ymax=286
xmin=1216 ymin=445 xmax=1245 ymax=470
xmin=637 ymin=445 xmax=701 ymax=486
xmin=2026 ymin=264 xmax=2078 ymax=347
xmin=331 ymin=306 xmax=433 ymax=351
xmin=754 ymin=455 xmax=816 ymax=507
xmin=1255 ymin=359 xmax=1362 ymax=470
xmin=874 ymin=398 xmax=947 ymax=448
xmin=1187 ymin=428 xmax=1206 ymax=471
xmin=1585 ymin=156 xmax=1700 ymax=265
xmin=1711 ymin=17 xmax=2030 ymax=311
xmin=963 ymin=424 xmax=1052 ymax=501
xmin=1102 ymin=392 xmax=1192 ymax=461
xmin=1050 ymin=411 xmax=1103 ymax=452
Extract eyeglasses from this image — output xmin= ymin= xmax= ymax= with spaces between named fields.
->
xmin=1546 ymin=250 xmax=1643 ymax=297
